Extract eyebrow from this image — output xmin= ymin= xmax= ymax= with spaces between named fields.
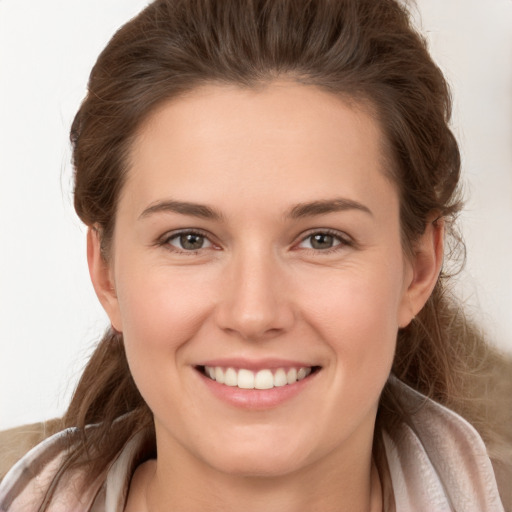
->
xmin=139 ymin=200 xmax=224 ymax=221
xmin=286 ymin=198 xmax=373 ymax=219
xmin=138 ymin=197 xmax=373 ymax=222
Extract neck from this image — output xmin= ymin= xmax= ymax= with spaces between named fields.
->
xmin=139 ymin=438 xmax=382 ymax=512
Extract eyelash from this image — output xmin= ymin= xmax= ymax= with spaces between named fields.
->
xmin=158 ymin=229 xmax=215 ymax=255
xmin=157 ymin=228 xmax=353 ymax=255
xmin=296 ymin=229 xmax=353 ymax=254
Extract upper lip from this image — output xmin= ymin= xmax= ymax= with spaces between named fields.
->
xmin=195 ymin=358 xmax=319 ymax=371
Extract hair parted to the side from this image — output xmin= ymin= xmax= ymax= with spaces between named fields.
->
xmin=61 ymin=0 xmax=510 ymax=492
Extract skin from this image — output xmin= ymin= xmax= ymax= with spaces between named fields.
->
xmin=88 ymin=82 xmax=443 ymax=512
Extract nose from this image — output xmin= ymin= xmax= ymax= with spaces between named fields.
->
xmin=214 ymin=248 xmax=295 ymax=341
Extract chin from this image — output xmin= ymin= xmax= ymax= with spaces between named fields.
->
xmin=199 ymin=434 xmax=312 ymax=478
xmin=212 ymin=453 xmax=306 ymax=479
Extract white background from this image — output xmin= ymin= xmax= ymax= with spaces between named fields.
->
xmin=0 ymin=0 xmax=511 ymax=430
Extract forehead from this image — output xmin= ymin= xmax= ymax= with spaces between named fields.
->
xmin=123 ymin=82 xmax=397 ymax=220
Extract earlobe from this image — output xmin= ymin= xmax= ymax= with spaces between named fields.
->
xmin=398 ymin=218 xmax=444 ymax=328
xmin=87 ymin=227 xmax=123 ymax=332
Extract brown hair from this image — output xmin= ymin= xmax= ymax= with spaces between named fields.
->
xmin=61 ymin=0 xmax=510 ymax=494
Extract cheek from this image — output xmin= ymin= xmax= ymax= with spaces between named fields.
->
xmin=113 ymin=263 xmax=215 ymax=381
xmin=271 ymin=260 xmax=406 ymax=456
xmin=116 ymin=261 xmax=210 ymax=331
xmin=296 ymin=259 xmax=405 ymax=377
xmin=304 ymin=264 xmax=403 ymax=333
xmin=112 ymin=269 xmax=217 ymax=427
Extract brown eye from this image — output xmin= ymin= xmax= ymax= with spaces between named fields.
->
xmin=298 ymin=231 xmax=346 ymax=251
xmin=167 ymin=232 xmax=212 ymax=251
xmin=310 ymin=233 xmax=335 ymax=250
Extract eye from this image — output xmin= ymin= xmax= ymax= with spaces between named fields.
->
xmin=165 ymin=231 xmax=213 ymax=252
xmin=297 ymin=231 xmax=348 ymax=251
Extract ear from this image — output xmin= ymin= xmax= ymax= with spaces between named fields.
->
xmin=87 ymin=227 xmax=123 ymax=332
xmin=398 ymin=218 xmax=444 ymax=328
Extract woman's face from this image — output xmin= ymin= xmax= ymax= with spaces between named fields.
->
xmin=91 ymin=82 xmax=436 ymax=477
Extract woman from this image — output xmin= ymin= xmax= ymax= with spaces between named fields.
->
xmin=0 ymin=0 xmax=510 ymax=510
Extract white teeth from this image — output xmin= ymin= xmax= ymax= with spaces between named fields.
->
xmin=203 ymin=365 xmax=314 ymax=389
xmin=297 ymin=367 xmax=311 ymax=380
xmin=224 ymin=367 xmax=238 ymax=387
xmin=237 ymin=369 xmax=255 ymax=389
xmin=215 ymin=367 xmax=225 ymax=384
xmin=286 ymin=368 xmax=297 ymax=384
xmin=254 ymin=369 xmax=274 ymax=390
xmin=274 ymin=368 xmax=288 ymax=387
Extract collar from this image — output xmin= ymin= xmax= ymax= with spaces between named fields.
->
xmin=0 ymin=377 xmax=504 ymax=511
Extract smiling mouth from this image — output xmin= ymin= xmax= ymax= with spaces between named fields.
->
xmin=197 ymin=365 xmax=321 ymax=390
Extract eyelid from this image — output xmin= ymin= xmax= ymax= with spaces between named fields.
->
xmin=155 ymin=227 xmax=354 ymax=254
xmin=157 ymin=228 xmax=218 ymax=253
xmin=294 ymin=228 xmax=354 ymax=252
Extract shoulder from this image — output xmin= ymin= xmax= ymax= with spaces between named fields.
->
xmin=0 ymin=419 xmax=150 ymax=512
xmin=0 ymin=423 xmax=110 ymax=511
xmin=0 ymin=424 xmax=81 ymax=511
xmin=0 ymin=419 xmax=61 ymax=482
xmin=384 ymin=376 xmax=509 ymax=512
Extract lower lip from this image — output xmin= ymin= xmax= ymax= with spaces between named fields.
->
xmin=196 ymin=369 xmax=319 ymax=410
